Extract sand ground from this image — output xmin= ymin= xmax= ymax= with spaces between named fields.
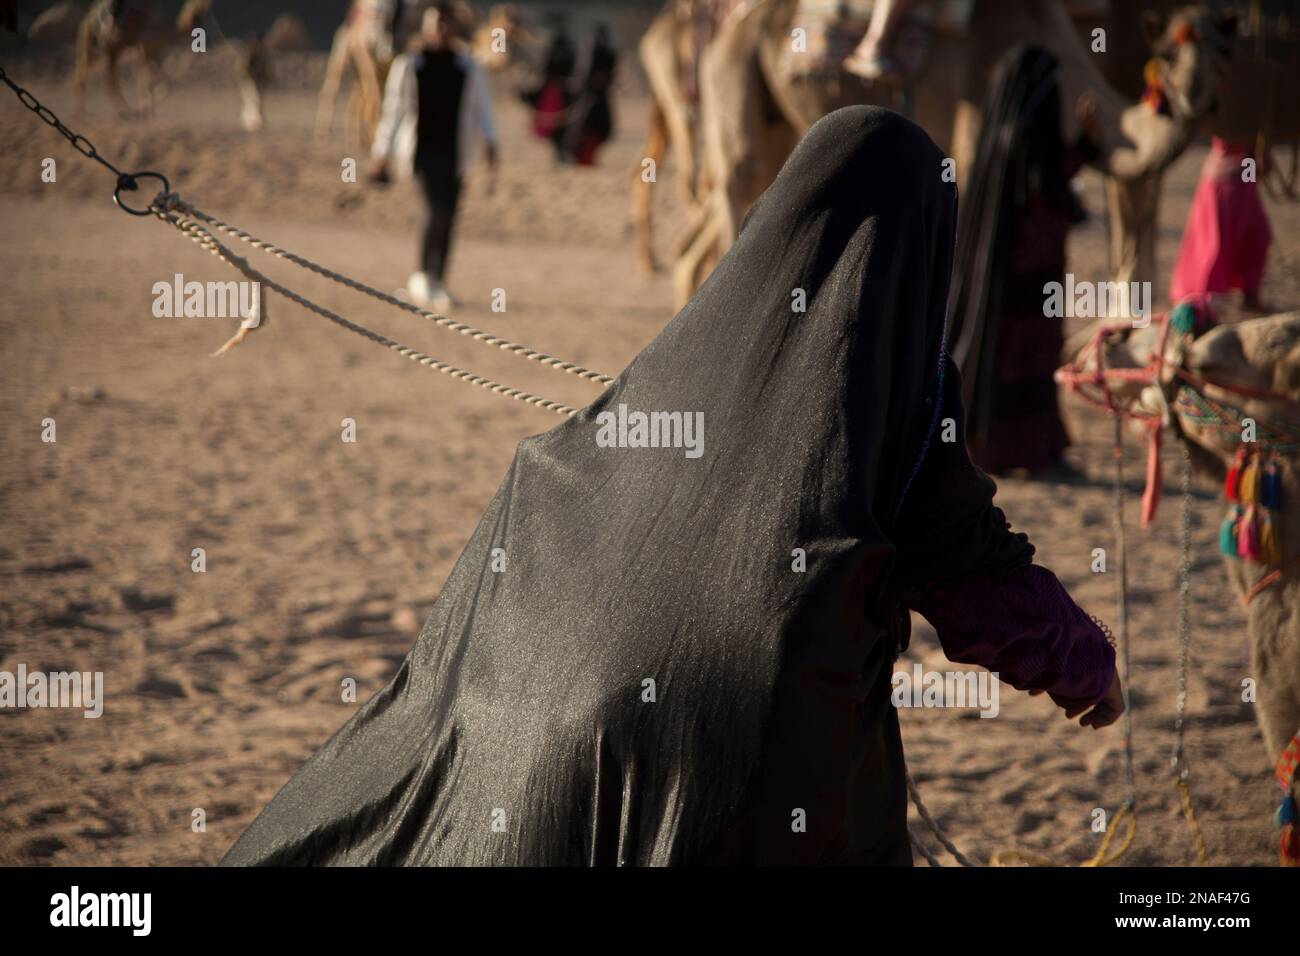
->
xmin=1 ymin=53 xmax=1299 ymax=866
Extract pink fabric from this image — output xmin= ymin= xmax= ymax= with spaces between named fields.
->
xmin=531 ymin=81 xmax=566 ymax=139
xmin=1170 ymin=138 xmax=1273 ymax=302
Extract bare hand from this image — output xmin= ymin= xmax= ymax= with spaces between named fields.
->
xmin=1030 ymin=670 xmax=1124 ymax=728
xmin=1075 ymin=92 xmax=1100 ymax=140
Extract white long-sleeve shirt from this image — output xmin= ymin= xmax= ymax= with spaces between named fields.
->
xmin=371 ymin=48 xmax=498 ymax=180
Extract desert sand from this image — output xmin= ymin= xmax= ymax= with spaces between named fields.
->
xmin=1 ymin=40 xmax=1298 ymax=867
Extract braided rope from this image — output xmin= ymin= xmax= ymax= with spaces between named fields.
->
xmin=904 ymin=769 xmax=979 ymax=867
xmin=154 ymin=207 xmax=581 ymax=417
xmin=1175 ymin=385 xmax=1300 ymax=451
xmin=157 ymin=194 xmax=615 ymax=387
xmin=988 ymin=803 xmax=1137 ymax=868
xmin=1174 ymin=778 xmax=1210 ymax=864
xmin=908 ymin=831 xmax=945 ymax=868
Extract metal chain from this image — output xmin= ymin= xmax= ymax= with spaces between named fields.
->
xmin=1090 ymin=614 xmax=1117 ymax=648
xmin=1172 ymin=442 xmax=1211 ymax=863
xmin=0 ymin=63 xmax=125 ymax=178
xmin=0 ymin=62 xmax=168 ymax=214
xmin=1172 ymin=443 xmax=1193 ymax=779
xmin=1112 ymin=415 xmax=1138 ymax=817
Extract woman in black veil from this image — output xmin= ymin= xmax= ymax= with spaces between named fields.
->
xmin=948 ymin=46 xmax=1101 ymax=476
xmin=223 ymin=107 xmax=1122 ymax=866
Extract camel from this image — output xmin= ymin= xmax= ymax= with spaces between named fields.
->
xmin=1065 ymin=306 xmax=1300 ymax=776
xmin=658 ymin=0 xmax=1235 ymax=309
xmin=633 ymin=0 xmax=1134 ymax=279
xmin=73 ymin=0 xmax=212 ymax=116
xmin=315 ymin=0 xmax=403 ymax=149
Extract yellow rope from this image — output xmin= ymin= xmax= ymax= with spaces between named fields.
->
xmin=988 ymin=803 xmax=1137 ymax=867
xmin=1174 ymin=777 xmax=1211 ymax=864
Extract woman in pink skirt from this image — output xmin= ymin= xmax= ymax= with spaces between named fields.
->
xmin=1170 ymin=137 xmax=1274 ymax=311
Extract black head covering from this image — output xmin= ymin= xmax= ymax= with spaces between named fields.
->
xmin=222 ymin=107 xmax=1031 ymax=866
xmin=947 ymin=45 xmax=1076 ymax=448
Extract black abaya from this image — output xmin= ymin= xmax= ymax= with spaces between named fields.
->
xmin=222 ymin=107 xmax=1033 ymax=866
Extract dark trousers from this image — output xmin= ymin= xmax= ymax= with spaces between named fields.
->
xmin=414 ymin=152 xmax=462 ymax=282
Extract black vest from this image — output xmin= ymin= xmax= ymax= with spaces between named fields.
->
xmin=415 ymin=50 xmax=467 ymax=160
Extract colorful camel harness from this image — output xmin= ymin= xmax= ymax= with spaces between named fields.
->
xmin=1276 ymin=732 xmax=1300 ymax=866
xmin=1056 ymin=300 xmax=1300 ymax=607
xmin=1058 ymin=303 xmax=1300 ymax=864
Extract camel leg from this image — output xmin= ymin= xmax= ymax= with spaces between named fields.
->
xmin=73 ymin=19 xmax=97 ymax=114
xmin=1106 ymin=174 xmax=1160 ymax=320
xmin=949 ymin=99 xmax=981 ymax=190
xmin=634 ymin=98 xmax=669 ymax=274
xmin=672 ymin=191 xmax=723 ymax=311
xmin=697 ymin=2 xmax=789 ymax=256
xmin=1248 ymin=589 xmax=1300 ymax=766
xmin=139 ymin=46 xmax=166 ymax=118
xmin=639 ymin=10 xmax=700 ymax=205
xmin=315 ymin=27 xmax=351 ymax=140
xmin=352 ymin=47 xmax=384 ymax=152
xmin=105 ymin=46 xmax=132 ymax=118
xmin=240 ymin=76 xmax=265 ymax=132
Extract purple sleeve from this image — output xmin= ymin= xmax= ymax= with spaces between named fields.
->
xmin=905 ymin=564 xmax=1117 ymax=709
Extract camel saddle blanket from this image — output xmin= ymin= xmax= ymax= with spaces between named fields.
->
xmin=783 ymin=0 xmax=972 ymax=78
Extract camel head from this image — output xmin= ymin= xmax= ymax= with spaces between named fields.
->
xmin=1142 ymin=6 xmax=1238 ymax=124
xmin=1100 ymin=6 xmax=1234 ymax=183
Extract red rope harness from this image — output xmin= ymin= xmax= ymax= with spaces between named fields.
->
xmin=1055 ymin=307 xmax=1300 ymax=605
xmin=1055 ymin=313 xmax=1171 ymax=527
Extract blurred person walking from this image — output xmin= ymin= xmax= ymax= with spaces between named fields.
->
xmin=527 ymin=17 xmax=576 ymax=160
xmin=947 ymin=46 xmax=1100 ymax=478
xmin=370 ymin=2 xmax=498 ymax=311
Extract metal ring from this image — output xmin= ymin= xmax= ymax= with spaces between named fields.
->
xmin=113 ymin=171 xmax=170 ymax=217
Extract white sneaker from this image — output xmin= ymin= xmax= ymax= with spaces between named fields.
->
xmin=406 ymin=271 xmax=433 ymax=307
xmin=427 ymin=281 xmax=457 ymax=312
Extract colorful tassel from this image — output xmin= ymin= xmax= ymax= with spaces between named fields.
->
xmin=1239 ymin=456 xmax=1260 ymax=505
xmin=1225 ymin=449 xmax=1246 ymax=502
xmin=1283 ymin=824 xmax=1300 ymax=866
xmin=1277 ymin=732 xmax=1300 ymax=791
xmin=1171 ymin=301 xmax=1197 ymax=335
xmin=1262 ymin=457 xmax=1283 ymax=510
xmin=1220 ymin=508 xmax=1241 ymax=556
xmin=1238 ymin=506 xmax=1261 ymax=561
xmin=1141 ymin=59 xmax=1171 ymax=115
xmin=1260 ymin=510 xmax=1282 ymax=566
xmin=1276 ymin=794 xmax=1298 ymax=828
